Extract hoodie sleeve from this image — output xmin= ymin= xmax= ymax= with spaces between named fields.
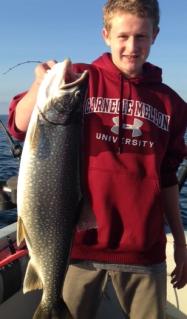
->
xmin=8 ymin=92 xmax=27 ymax=141
xmin=160 ymin=100 xmax=187 ymax=188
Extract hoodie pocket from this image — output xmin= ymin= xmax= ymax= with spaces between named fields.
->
xmin=87 ymin=169 xmax=165 ymax=252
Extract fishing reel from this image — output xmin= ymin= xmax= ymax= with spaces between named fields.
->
xmin=0 ymin=119 xmax=22 ymax=160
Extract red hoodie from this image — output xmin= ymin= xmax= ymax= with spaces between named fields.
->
xmin=8 ymin=53 xmax=187 ymax=265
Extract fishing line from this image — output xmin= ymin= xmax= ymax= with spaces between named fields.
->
xmin=2 ymin=60 xmax=43 ymax=75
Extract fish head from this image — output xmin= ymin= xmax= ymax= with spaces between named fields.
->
xmin=37 ymin=59 xmax=88 ymax=125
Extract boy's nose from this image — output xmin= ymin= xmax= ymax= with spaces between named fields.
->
xmin=126 ymin=36 xmax=137 ymax=53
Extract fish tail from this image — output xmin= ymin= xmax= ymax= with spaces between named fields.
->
xmin=33 ymin=299 xmax=72 ymax=319
xmin=23 ymin=260 xmax=43 ymax=293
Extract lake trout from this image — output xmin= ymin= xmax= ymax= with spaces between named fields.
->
xmin=17 ymin=59 xmax=88 ymax=319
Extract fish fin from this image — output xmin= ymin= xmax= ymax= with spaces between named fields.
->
xmin=33 ymin=299 xmax=73 ymax=319
xmin=23 ymin=260 xmax=43 ymax=293
xmin=17 ymin=216 xmax=32 ymax=248
xmin=30 ymin=119 xmax=40 ymax=151
xmin=29 ymin=120 xmax=51 ymax=159
xmin=17 ymin=216 xmax=26 ymax=246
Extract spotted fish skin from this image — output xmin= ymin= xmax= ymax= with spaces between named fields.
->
xmin=17 ymin=60 xmax=88 ymax=319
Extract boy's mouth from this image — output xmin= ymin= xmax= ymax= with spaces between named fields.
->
xmin=123 ymin=55 xmax=139 ymax=62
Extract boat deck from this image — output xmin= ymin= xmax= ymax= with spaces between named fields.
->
xmin=0 ymin=276 xmax=186 ymax=319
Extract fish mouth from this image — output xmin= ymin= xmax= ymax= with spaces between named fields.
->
xmin=36 ymin=59 xmax=89 ymax=126
xmin=60 ymin=59 xmax=88 ymax=90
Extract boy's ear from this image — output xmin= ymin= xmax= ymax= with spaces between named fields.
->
xmin=102 ymin=28 xmax=111 ymax=46
xmin=152 ymin=27 xmax=160 ymax=44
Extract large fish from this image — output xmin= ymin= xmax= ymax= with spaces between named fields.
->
xmin=17 ymin=59 xmax=88 ymax=319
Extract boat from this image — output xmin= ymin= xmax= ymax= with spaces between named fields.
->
xmin=0 ymin=173 xmax=187 ymax=319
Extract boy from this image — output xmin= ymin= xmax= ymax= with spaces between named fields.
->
xmin=8 ymin=0 xmax=187 ymax=318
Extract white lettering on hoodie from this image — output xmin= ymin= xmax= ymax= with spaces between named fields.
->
xmin=85 ymin=97 xmax=170 ymax=132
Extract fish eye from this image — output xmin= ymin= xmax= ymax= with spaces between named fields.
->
xmin=74 ymin=90 xmax=81 ymax=100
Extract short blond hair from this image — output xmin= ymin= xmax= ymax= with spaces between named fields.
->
xmin=103 ymin=0 xmax=160 ymax=32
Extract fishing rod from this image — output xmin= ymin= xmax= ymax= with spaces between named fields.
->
xmin=2 ymin=60 xmax=42 ymax=75
xmin=1 ymin=60 xmax=44 ymax=157
xmin=0 ymin=118 xmax=22 ymax=159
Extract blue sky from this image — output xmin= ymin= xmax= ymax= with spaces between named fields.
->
xmin=0 ymin=0 xmax=187 ymax=114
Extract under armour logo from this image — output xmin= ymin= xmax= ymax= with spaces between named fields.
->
xmin=111 ymin=117 xmax=143 ymax=137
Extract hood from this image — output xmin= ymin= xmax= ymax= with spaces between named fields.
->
xmin=91 ymin=53 xmax=163 ymax=153
xmin=92 ymin=52 xmax=162 ymax=84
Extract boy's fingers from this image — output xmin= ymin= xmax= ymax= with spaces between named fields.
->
xmin=170 ymin=264 xmax=187 ymax=289
xmin=171 ymin=265 xmax=182 ymax=281
xmin=47 ymin=60 xmax=57 ymax=68
xmin=42 ymin=60 xmax=57 ymax=71
xmin=34 ymin=60 xmax=57 ymax=85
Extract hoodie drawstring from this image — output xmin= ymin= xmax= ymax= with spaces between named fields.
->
xmin=118 ymin=74 xmax=124 ymax=153
xmin=118 ymin=74 xmax=132 ymax=153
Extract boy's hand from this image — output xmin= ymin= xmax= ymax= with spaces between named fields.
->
xmin=15 ymin=60 xmax=57 ymax=132
xmin=34 ymin=60 xmax=57 ymax=86
xmin=171 ymin=246 xmax=187 ymax=289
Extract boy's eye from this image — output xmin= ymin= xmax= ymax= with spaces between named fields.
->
xmin=136 ymin=34 xmax=148 ymax=40
xmin=118 ymin=35 xmax=128 ymax=39
xmin=117 ymin=34 xmax=147 ymax=40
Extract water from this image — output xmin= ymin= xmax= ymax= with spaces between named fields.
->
xmin=0 ymin=114 xmax=19 ymax=228
xmin=0 ymin=115 xmax=187 ymax=229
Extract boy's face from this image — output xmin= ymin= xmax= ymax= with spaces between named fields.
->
xmin=103 ymin=12 xmax=158 ymax=78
